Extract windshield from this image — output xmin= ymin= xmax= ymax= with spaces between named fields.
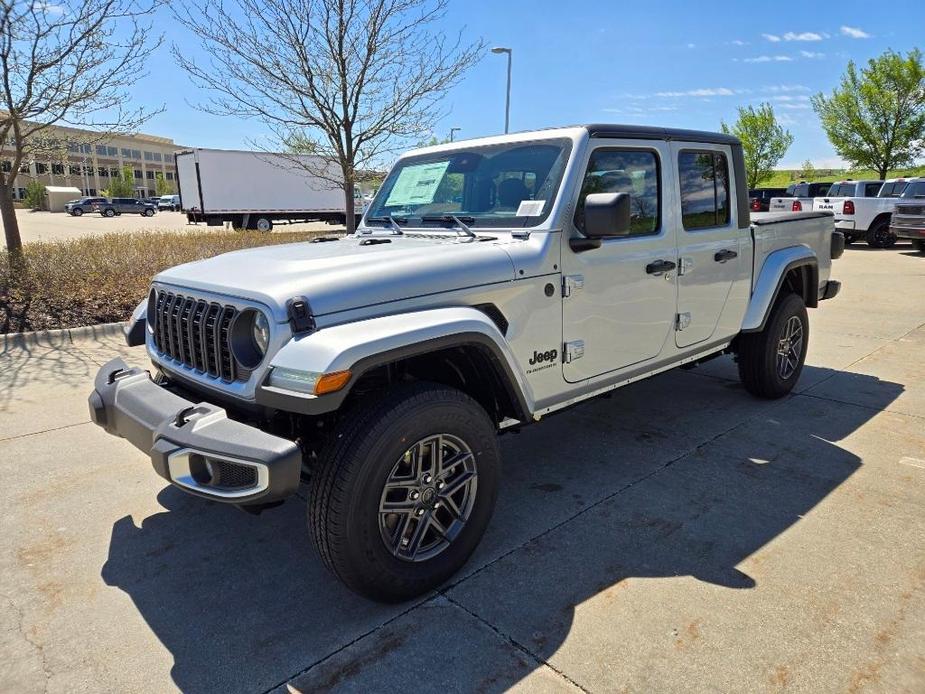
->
xmin=364 ymin=139 xmax=572 ymax=228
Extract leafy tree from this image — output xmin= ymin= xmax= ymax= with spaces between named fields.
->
xmin=812 ymin=49 xmax=925 ymax=179
xmin=0 ymin=0 xmax=161 ymax=254
xmin=23 ymin=180 xmax=45 ymax=210
xmin=721 ymin=103 xmax=794 ymax=189
xmin=173 ymin=0 xmax=483 ymax=233
xmin=155 ymin=172 xmax=171 ymax=196
xmin=801 ymin=159 xmax=816 ymax=180
xmin=105 ymin=166 xmax=136 ymax=198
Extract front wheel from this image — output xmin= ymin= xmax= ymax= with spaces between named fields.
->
xmin=737 ymin=292 xmax=809 ymax=399
xmin=71 ymin=208 xmax=83 ymax=217
xmin=143 ymin=208 xmax=155 ymax=217
xmin=308 ymin=382 xmax=500 ymax=602
xmin=104 ymin=208 xmax=115 ymax=218
xmin=867 ymin=220 xmax=896 ymax=248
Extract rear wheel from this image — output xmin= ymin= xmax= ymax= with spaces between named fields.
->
xmin=737 ymin=292 xmax=808 ymax=399
xmin=255 ymin=216 xmax=272 ymax=232
xmin=867 ymin=219 xmax=895 ymax=248
xmin=308 ymin=382 xmax=500 ymax=602
xmin=144 ymin=208 xmax=155 ymax=217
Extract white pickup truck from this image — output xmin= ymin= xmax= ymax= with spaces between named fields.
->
xmin=769 ymin=182 xmax=833 ymax=214
xmin=813 ymin=178 xmax=912 ymax=247
xmin=89 ymin=124 xmax=844 ymax=601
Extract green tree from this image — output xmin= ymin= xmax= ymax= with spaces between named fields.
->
xmin=812 ymin=49 xmax=925 ymax=180
xmin=23 ymin=180 xmax=45 ymax=209
xmin=801 ymin=159 xmax=816 ymax=180
xmin=155 ymin=172 xmax=171 ymax=196
xmin=721 ymin=103 xmax=794 ymax=189
xmin=105 ymin=166 xmax=136 ymax=198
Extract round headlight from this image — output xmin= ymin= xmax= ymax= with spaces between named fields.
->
xmin=253 ymin=311 xmax=270 ymax=355
xmin=230 ymin=309 xmax=270 ymax=369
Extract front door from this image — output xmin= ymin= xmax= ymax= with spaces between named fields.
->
xmin=562 ymin=141 xmax=678 ymax=383
xmin=671 ymin=143 xmax=740 ymax=348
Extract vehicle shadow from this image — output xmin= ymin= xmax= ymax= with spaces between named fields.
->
xmin=100 ymin=366 xmax=903 ymax=692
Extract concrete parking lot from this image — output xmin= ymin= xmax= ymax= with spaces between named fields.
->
xmin=1 ymin=244 xmax=923 ymax=693
xmin=2 ymin=209 xmax=341 ymax=246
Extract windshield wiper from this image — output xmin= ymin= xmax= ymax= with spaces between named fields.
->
xmin=364 ymin=215 xmax=406 ymax=235
xmin=420 ymin=214 xmax=477 ymax=238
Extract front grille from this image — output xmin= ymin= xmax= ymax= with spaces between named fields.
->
xmin=152 ymin=290 xmax=239 ymax=382
xmin=210 ymin=460 xmax=258 ymax=489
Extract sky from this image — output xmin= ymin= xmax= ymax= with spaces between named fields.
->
xmin=131 ymin=0 xmax=925 ymax=170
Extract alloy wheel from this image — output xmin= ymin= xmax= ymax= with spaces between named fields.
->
xmin=378 ymin=433 xmax=478 ymax=562
xmin=776 ymin=315 xmax=804 ymax=380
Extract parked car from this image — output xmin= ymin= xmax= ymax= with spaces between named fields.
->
xmin=749 ymin=187 xmax=788 ymax=212
xmin=64 ymin=196 xmax=106 ymax=216
xmin=157 ymin=194 xmax=181 ymax=211
xmin=812 ymin=179 xmax=902 ymax=247
xmin=877 ymin=177 xmax=918 ymax=199
xmin=94 ymin=197 xmax=157 ymax=217
xmin=769 ymin=182 xmax=833 ymax=213
xmin=889 ymin=179 xmax=925 ymax=253
xmin=89 ymin=124 xmax=842 ymax=602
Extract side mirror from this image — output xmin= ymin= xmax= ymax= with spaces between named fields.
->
xmin=584 ymin=192 xmax=631 ymax=238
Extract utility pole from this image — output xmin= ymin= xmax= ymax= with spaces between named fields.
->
xmin=491 ymin=47 xmax=512 ymax=134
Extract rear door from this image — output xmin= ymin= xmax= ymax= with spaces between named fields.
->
xmin=561 ymin=139 xmax=678 ymax=382
xmin=671 ymin=143 xmax=742 ymax=348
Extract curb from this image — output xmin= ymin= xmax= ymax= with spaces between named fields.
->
xmin=2 ymin=321 xmax=126 ymax=353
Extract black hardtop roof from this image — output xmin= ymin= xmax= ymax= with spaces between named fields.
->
xmin=581 ymin=124 xmax=741 ymax=146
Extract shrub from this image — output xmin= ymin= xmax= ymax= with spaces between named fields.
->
xmin=1 ymin=227 xmax=332 ymax=333
xmin=23 ymin=180 xmax=46 ymax=210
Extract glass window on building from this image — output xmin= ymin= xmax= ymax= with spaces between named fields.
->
xmin=110 ymin=167 xmax=120 ymax=177
xmin=35 ymin=163 xmax=48 ymax=174
xmin=107 ymin=146 xmax=118 ymax=157
xmin=52 ymin=163 xmax=65 ymax=175
xmin=19 ymin=163 xmax=30 ymax=173
xmin=17 ymin=188 xmax=27 ymax=199
xmin=88 ymin=188 xmax=97 ymax=196
xmin=69 ymin=164 xmax=81 ymax=175
xmin=146 ymin=170 xmax=155 ymax=179
xmin=134 ymin=169 xmax=142 ymax=179
xmin=165 ymin=171 xmax=174 ymax=180
xmin=82 ymin=165 xmax=93 ymax=175
xmin=121 ymin=148 xmax=131 ymax=158
xmin=80 ymin=144 xmax=92 ymax=154
xmin=98 ymin=167 xmax=109 ymax=178
xmin=1 ymin=161 xmax=11 ymax=173
xmin=143 ymin=151 xmax=153 ymax=161
xmin=153 ymin=152 xmax=162 ymax=162
xmin=131 ymin=149 xmax=141 ymax=159
xmin=96 ymin=145 xmax=107 ymax=155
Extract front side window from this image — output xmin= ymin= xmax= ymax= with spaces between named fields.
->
xmin=574 ymin=148 xmax=660 ymax=236
xmin=679 ymin=150 xmax=730 ymax=230
xmin=365 ymin=139 xmax=571 ymax=228
xmin=901 ymin=181 xmax=925 ymax=199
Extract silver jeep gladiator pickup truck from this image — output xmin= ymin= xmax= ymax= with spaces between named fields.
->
xmin=89 ymin=125 xmax=843 ymax=602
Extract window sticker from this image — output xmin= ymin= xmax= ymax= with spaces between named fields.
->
xmin=516 ymin=199 xmax=546 ymax=216
xmin=384 ymin=161 xmax=451 ymax=206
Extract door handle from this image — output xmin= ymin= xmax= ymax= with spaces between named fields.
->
xmin=714 ymin=249 xmax=738 ymax=262
xmin=645 ymin=259 xmax=677 ymax=275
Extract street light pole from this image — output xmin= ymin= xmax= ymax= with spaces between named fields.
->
xmin=491 ymin=47 xmax=512 ymax=134
xmin=449 ymin=127 xmax=461 ymax=142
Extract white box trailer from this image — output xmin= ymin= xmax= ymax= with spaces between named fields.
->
xmin=175 ymin=148 xmax=358 ymax=231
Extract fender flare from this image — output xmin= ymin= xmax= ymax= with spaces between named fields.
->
xmin=741 ymin=246 xmax=818 ymax=333
xmin=255 ymin=307 xmax=534 ymax=419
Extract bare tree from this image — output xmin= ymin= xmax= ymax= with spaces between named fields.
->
xmin=173 ymin=0 xmax=483 ymax=233
xmin=0 ymin=0 xmax=161 ymax=253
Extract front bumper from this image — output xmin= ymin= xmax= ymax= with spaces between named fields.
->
xmin=88 ymin=358 xmax=301 ymax=505
xmin=891 ymin=224 xmax=925 ymax=240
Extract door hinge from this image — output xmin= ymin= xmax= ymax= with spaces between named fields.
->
xmin=562 ymin=274 xmax=584 ymax=298
xmin=676 ymin=312 xmax=691 ymax=331
xmin=564 ymin=339 xmax=585 ymax=363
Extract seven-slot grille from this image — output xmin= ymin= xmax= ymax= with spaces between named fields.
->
xmin=152 ymin=290 xmax=239 ymax=382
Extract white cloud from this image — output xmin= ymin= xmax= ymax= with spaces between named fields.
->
xmin=731 ymin=39 xmax=748 ymax=46
xmin=800 ymin=50 xmax=825 ymax=59
xmin=763 ymin=31 xmax=827 ymax=42
xmin=744 ymin=55 xmax=794 ymax=63
xmin=764 ymin=84 xmax=811 ymax=93
xmin=841 ymin=25 xmax=871 ymax=39
xmin=654 ymin=87 xmax=737 ymax=97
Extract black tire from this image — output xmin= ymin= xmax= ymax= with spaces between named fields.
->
xmin=867 ymin=219 xmax=895 ymax=248
xmin=72 ymin=207 xmax=83 ymax=217
xmin=104 ymin=208 xmax=115 ymax=218
xmin=308 ymin=382 xmax=500 ymax=602
xmin=144 ymin=208 xmax=155 ymax=217
xmin=255 ymin=216 xmax=272 ymax=232
xmin=737 ymin=292 xmax=809 ymax=399
xmin=912 ymin=239 xmax=925 ymax=253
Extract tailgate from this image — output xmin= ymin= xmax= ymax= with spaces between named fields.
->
xmin=813 ymin=197 xmax=844 ymax=214
xmin=769 ymin=198 xmax=792 ymax=212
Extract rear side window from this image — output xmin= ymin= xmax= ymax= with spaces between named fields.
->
xmin=575 ymin=148 xmax=660 ymax=236
xmin=827 ymin=183 xmax=855 ymax=197
xmin=679 ymin=150 xmax=730 ymax=230
xmin=878 ymin=181 xmax=908 ymax=197
xmin=864 ymin=183 xmax=883 ymax=197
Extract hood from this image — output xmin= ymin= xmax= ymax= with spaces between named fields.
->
xmin=155 ymin=234 xmax=519 ymax=321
